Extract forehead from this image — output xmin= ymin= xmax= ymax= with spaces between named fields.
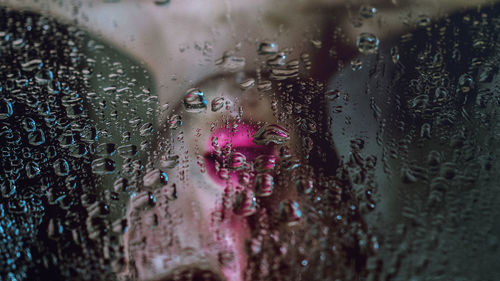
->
xmin=1 ymin=0 xmax=352 ymax=107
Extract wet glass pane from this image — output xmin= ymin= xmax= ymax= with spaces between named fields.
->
xmin=0 ymin=1 xmax=499 ymax=281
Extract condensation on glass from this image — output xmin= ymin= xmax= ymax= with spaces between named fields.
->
xmin=0 ymin=2 xmax=499 ymax=281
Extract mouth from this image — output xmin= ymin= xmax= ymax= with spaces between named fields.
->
xmin=135 ymin=250 xmax=229 ymax=281
xmin=203 ymin=122 xmax=277 ymax=187
xmin=152 ymin=266 xmax=224 ymax=281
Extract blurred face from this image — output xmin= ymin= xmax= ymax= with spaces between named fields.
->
xmin=123 ymin=75 xmax=284 ymax=281
xmin=2 ymin=0 xmax=497 ymax=281
xmin=77 ymin=2 xmax=353 ymax=280
xmin=102 ymin=3 xmax=357 ymax=279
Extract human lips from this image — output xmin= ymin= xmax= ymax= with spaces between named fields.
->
xmin=203 ymin=122 xmax=277 ymax=188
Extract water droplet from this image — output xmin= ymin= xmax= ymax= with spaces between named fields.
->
xmin=113 ymin=178 xmax=129 ymax=192
xmin=229 ymin=152 xmax=247 ymax=170
xmin=408 ymin=94 xmax=429 ymax=110
xmin=117 ymin=144 xmax=138 ymax=158
xmin=139 ymin=122 xmax=154 ymax=136
xmin=359 ymin=5 xmax=377 ymax=18
xmin=282 ymin=157 xmax=300 ymax=171
xmin=130 ymin=191 xmax=156 ymax=212
xmin=96 ymin=143 xmax=116 ymax=157
xmin=211 ymin=97 xmax=225 ymax=112
xmin=233 ymin=190 xmax=257 ymax=216
xmin=58 ymin=130 xmax=75 ymax=147
xmin=239 ymin=172 xmax=251 ymax=185
xmin=1 ymin=179 xmax=16 ymax=198
xmin=53 ymin=158 xmax=70 ymax=176
xmin=239 ymin=78 xmax=255 ymax=90
xmin=325 ymin=89 xmax=341 ymax=101
xmin=280 ymin=145 xmax=291 ymax=158
xmin=350 ymin=58 xmax=363 ymax=71
xmin=143 ymin=169 xmax=168 ymax=189
xmin=434 ymin=87 xmax=449 ymax=102
xmin=417 ymin=15 xmax=431 ymax=28
xmin=257 ymin=80 xmax=272 ymax=92
xmin=296 ymin=177 xmax=313 ymax=194
xmin=356 ymin=32 xmax=379 ymax=54
xmin=154 ymin=0 xmax=170 ymax=5
xmin=457 ymin=73 xmax=474 ymax=103
xmin=440 ymin=162 xmax=457 ymax=180
xmin=311 ymin=39 xmax=322 ymax=49
xmin=47 ymin=80 xmax=62 ymax=94
xmin=427 ymin=150 xmax=441 ymax=167
xmin=253 ymin=155 xmax=276 ymax=172
xmin=69 ymin=143 xmax=89 ymax=158
xmin=218 ymin=168 xmax=230 ymax=180
xmin=478 ymin=64 xmax=496 ymax=82
xmin=80 ymin=125 xmax=97 ymax=143
xmin=168 ymin=114 xmax=182 ymax=129
xmin=428 ymin=177 xmax=447 ymax=205
xmin=34 ymin=69 xmax=54 ymax=84
xmin=47 ymin=218 xmax=63 ymax=240
xmin=257 ymin=41 xmax=278 ymax=55
xmin=252 ymin=124 xmax=290 ymax=145
xmin=46 ymin=146 xmax=57 ymax=159
xmin=390 ymin=46 xmax=400 ymax=63
xmin=0 ymin=100 xmax=13 ymax=120
xmin=270 ymin=67 xmax=299 ymax=80
xmin=162 ymin=183 xmax=177 ymax=201
xmin=300 ymin=53 xmax=312 ymax=69
xmin=28 ymin=129 xmax=45 ymax=146
xmin=129 ymin=116 xmax=142 ymax=128
xmin=25 ymin=161 xmax=41 ymax=179
xmin=37 ymin=102 xmax=51 ymax=116
xmin=215 ymin=52 xmax=246 ymax=72
xmin=302 ymin=120 xmax=317 ymax=134
xmin=91 ymin=158 xmax=116 ymax=175
xmin=401 ymin=167 xmax=418 ymax=184
xmin=183 ymin=88 xmax=207 ymax=113
xmin=22 ymin=117 xmax=36 ymax=132
xmin=254 ymin=173 xmax=274 ymax=197
xmin=159 ymin=155 xmax=179 ymax=169
xmin=267 ymin=52 xmax=287 ymax=67
xmin=420 ymin=123 xmax=431 ymax=139
xmin=279 ymin=200 xmax=302 ymax=226
xmin=21 ymin=59 xmax=42 ymax=72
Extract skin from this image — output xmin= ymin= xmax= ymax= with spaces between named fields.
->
xmin=121 ymin=75 xmax=281 ymax=281
xmin=1 ymin=0 xmax=497 ymax=280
